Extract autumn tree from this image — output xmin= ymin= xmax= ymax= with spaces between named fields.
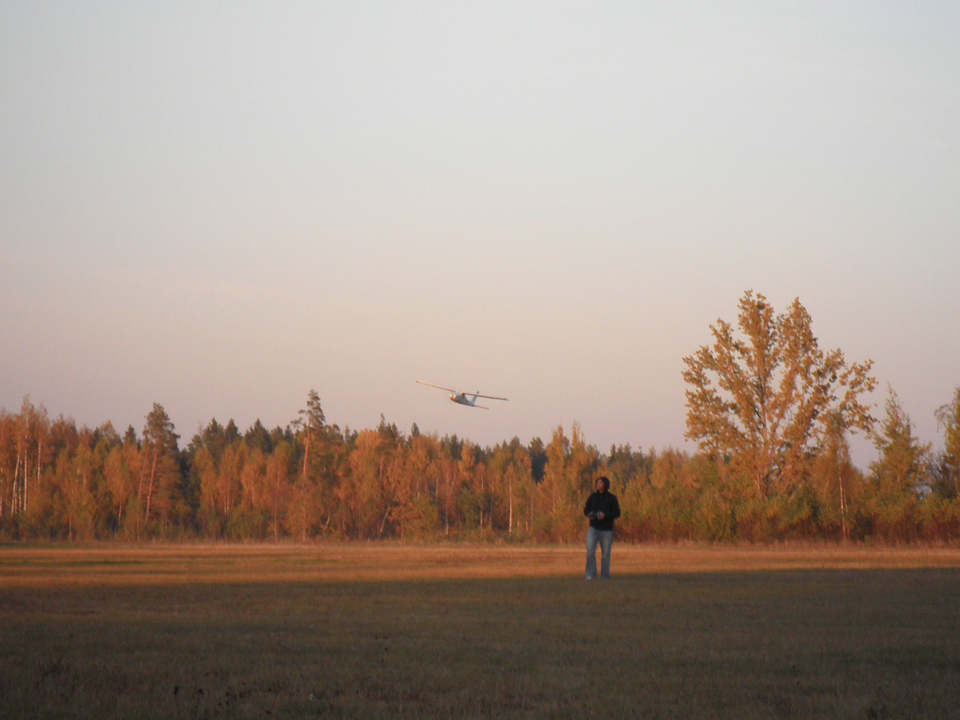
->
xmin=265 ymin=438 xmax=294 ymax=540
xmin=237 ymin=445 xmax=269 ymax=538
xmin=104 ymin=431 xmax=141 ymax=535
xmin=293 ymin=389 xmax=325 ymax=484
xmin=871 ymin=389 xmax=931 ymax=494
xmin=194 ymin=442 xmax=242 ymax=537
xmin=140 ymin=403 xmax=181 ymax=529
xmin=288 ymin=390 xmax=336 ymax=537
xmin=616 ymin=447 xmax=677 ymax=540
xmin=0 ymin=398 xmax=52 ymax=521
xmin=867 ymin=389 xmax=931 ymax=539
xmin=370 ymin=418 xmax=407 ymax=539
xmin=60 ymin=431 xmax=98 ymax=540
xmin=397 ymin=432 xmax=443 ymax=539
xmin=682 ymin=291 xmax=877 ymax=499
xmin=457 ymin=441 xmax=483 ymax=533
xmin=810 ymin=412 xmax=861 ymax=539
xmin=488 ymin=438 xmax=534 ymax=536
xmin=0 ymin=412 xmax=13 ymax=521
xmin=536 ymin=424 xmax=599 ymax=541
xmin=340 ymin=428 xmax=392 ymax=539
xmin=933 ymin=387 xmax=960 ymax=498
xmin=437 ymin=435 xmax=463 ymax=535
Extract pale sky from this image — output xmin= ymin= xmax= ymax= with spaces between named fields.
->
xmin=2 ymin=2 xmax=958 ymax=466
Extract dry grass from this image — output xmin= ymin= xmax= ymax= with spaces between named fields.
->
xmin=2 ymin=543 xmax=960 ymax=719
xmin=3 ymin=542 xmax=959 ymax=587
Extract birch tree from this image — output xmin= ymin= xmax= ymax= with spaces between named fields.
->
xmin=682 ymin=291 xmax=877 ymax=498
xmin=104 ymin=437 xmax=140 ymax=531
xmin=811 ymin=412 xmax=860 ymax=539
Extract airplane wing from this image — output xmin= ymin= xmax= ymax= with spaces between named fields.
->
xmin=416 ymin=381 xmax=508 ymax=401
xmin=416 ymin=380 xmax=458 ymax=393
xmin=470 ymin=393 xmax=508 ymax=401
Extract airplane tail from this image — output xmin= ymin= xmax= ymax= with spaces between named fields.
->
xmin=467 ymin=394 xmax=489 ymax=410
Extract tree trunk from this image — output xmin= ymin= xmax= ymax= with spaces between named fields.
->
xmin=13 ymin=453 xmax=21 ymax=515
xmin=378 ymin=506 xmax=391 ymax=539
xmin=145 ymin=446 xmax=158 ymax=520
xmin=508 ymin=476 xmax=513 ymax=533
xmin=839 ymin=465 xmax=848 ymax=541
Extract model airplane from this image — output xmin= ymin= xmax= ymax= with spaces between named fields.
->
xmin=416 ymin=380 xmax=508 ymax=410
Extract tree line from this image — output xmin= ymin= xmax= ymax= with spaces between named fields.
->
xmin=2 ymin=292 xmax=958 ymax=543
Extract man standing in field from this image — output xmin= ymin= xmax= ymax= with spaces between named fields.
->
xmin=584 ymin=476 xmax=620 ymax=580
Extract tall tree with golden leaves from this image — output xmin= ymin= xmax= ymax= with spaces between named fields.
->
xmin=682 ymin=291 xmax=877 ymax=498
xmin=140 ymin=403 xmax=180 ymax=526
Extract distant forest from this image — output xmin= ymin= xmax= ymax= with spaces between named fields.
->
xmin=3 ymin=292 xmax=959 ymax=543
xmin=1 ymin=385 xmax=958 ymax=543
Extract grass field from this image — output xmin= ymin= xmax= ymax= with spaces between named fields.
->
xmin=2 ymin=543 xmax=960 ymax=719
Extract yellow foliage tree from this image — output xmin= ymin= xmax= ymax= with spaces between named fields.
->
xmin=683 ymin=291 xmax=876 ymax=499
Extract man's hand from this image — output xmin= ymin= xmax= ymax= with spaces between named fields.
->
xmin=596 ymin=512 xmax=605 ymax=520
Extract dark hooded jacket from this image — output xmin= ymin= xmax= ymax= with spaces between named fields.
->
xmin=583 ymin=477 xmax=620 ymax=532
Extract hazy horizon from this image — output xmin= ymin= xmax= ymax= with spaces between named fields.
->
xmin=3 ymin=2 xmax=958 ymax=467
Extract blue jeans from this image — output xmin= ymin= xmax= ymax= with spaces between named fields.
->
xmin=585 ymin=526 xmax=614 ymax=579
